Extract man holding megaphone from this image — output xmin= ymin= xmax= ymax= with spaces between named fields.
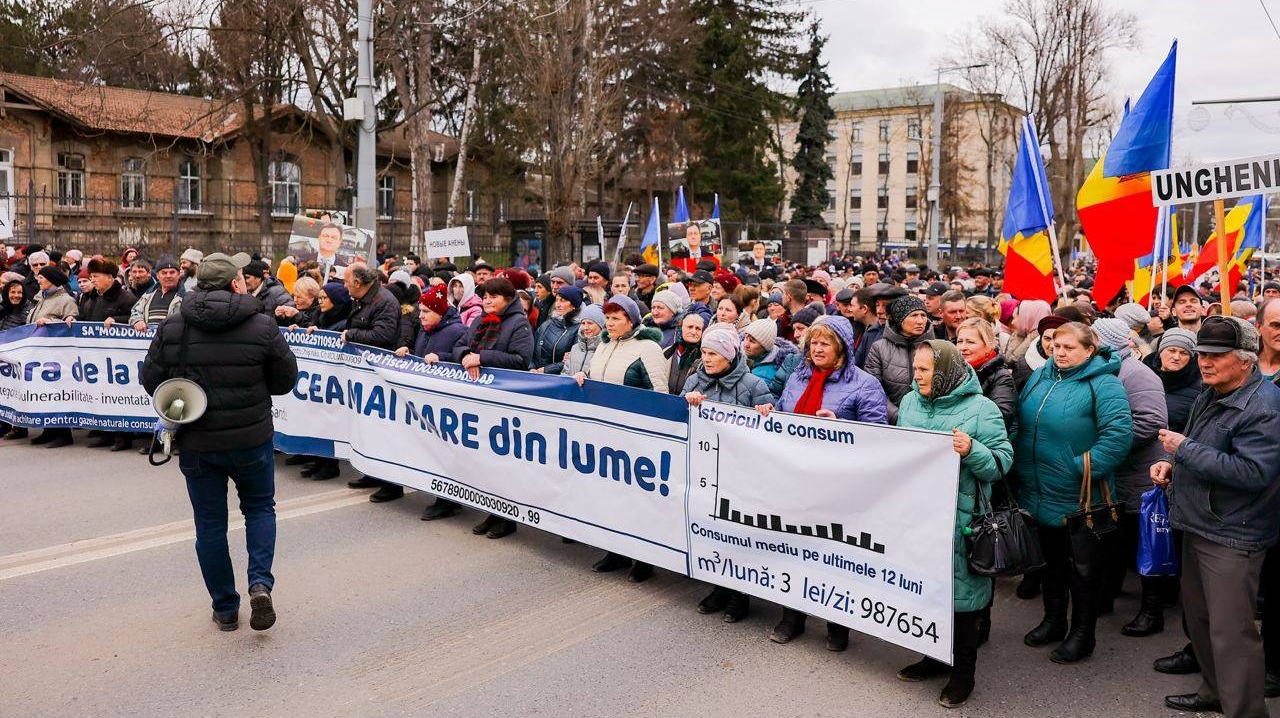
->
xmin=142 ymin=252 xmax=298 ymax=633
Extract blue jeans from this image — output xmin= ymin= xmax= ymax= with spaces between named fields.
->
xmin=180 ymin=441 xmax=277 ymax=614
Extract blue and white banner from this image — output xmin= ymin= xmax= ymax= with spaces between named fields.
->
xmin=0 ymin=324 xmax=960 ymax=661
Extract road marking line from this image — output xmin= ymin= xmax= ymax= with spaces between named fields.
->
xmin=0 ymin=488 xmax=371 ymax=581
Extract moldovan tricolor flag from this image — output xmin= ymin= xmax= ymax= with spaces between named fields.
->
xmin=640 ymin=197 xmax=662 ymax=267
xmin=1076 ymin=41 xmax=1176 ymax=305
xmin=1187 ymin=194 xmax=1267 ymax=291
xmin=999 ymin=116 xmax=1058 ymax=303
xmin=1129 ymin=207 xmax=1187 ymax=305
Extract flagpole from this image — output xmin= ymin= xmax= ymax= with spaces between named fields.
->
xmin=1159 ymin=208 xmax=1171 ymax=308
xmin=1146 ymin=208 xmax=1165 ymax=311
xmin=1022 ymin=116 xmax=1068 ymax=300
xmin=612 ymin=201 xmax=634 ymax=265
xmin=1215 ymin=199 xmax=1231 ymax=315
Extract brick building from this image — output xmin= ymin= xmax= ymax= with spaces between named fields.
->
xmin=0 ymin=72 xmax=486 ymax=259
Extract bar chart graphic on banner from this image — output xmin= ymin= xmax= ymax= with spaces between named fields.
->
xmin=685 ymin=402 xmax=960 ymax=663
xmin=696 ymin=428 xmax=886 ymax=554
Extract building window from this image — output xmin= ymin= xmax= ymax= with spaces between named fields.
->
xmin=465 ymin=183 xmax=479 ymax=221
xmin=56 ymin=152 xmax=86 ymax=208
xmin=377 ymin=175 xmax=395 ymax=219
xmin=849 ymin=189 xmax=861 ymax=210
xmin=269 ymin=155 xmax=301 ymax=215
xmin=878 ymin=120 xmax=890 ymax=142
xmin=907 ymin=150 xmax=919 ymax=175
xmin=878 ymin=152 xmax=890 ymax=175
xmin=906 ymin=191 xmax=918 ymax=210
xmin=120 ymin=157 xmax=145 ymax=209
xmin=850 ymin=221 xmax=861 ymax=235
xmin=907 ymin=118 xmax=921 ymax=140
xmin=876 ymin=221 xmax=887 ymax=241
xmin=825 ymin=154 xmax=837 ymax=172
xmin=877 ymin=187 xmax=888 ymax=209
xmin=178 ymin=158 xmax=201 ymax=213
xmin=905 ymin=221 xmax=918 ymax=242
xmin=851 ymin=153 xmax=862 ymax=176
xmin=851 ymin=123 xmax=862 ymax=143
xmin=826 ymin=183 xmax=836 ymax=211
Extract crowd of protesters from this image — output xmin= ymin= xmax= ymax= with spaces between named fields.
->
xmin=3 ymin=238 xmax=1280 ymax=715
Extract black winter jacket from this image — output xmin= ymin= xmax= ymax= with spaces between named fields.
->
xmin=345 ymin=283 xmax=401 ymax=349
xmin=974 ymin=353 xmax=1018 ymax=434
xmin=451 ymin=300 xmax=535 ymax=370
xmin=142 ymin=289 xmax=298 ymax=452
xmin=77 ymin=281 xmax=137 ymax=322
xmin=1144 ymin=352 xmax=1203 ymax=433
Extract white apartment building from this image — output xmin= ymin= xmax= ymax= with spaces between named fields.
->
xmin=778 ymin=83 xmax=1023 ymax=258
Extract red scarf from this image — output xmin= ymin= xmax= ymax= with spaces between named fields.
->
xmin=793 ymin=368 xmax=831 ymax=416
xmin=966 ymin=349 xmax=997 ymax=369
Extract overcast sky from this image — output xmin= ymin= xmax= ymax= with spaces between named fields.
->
xmin=807 ymin=0 xmax=1280 ymax=163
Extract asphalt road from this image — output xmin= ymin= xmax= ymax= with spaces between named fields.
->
xmin=0 ymin=434 xmax=1264 ymax=718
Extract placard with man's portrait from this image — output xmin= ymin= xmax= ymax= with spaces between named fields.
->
xmin=287 ymin=214 xmax=376 ymax=280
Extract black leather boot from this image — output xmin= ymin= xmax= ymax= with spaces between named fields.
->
xmin=939 ymin=611 xmax=980 ymax=708
xmin=697 ymin=586 xmax=733 ymax=614
xmin=1050 ymin=581 xmax=1097 ymax=664
xmin=768 ymin=608 xmax=806 ymax=644
xmin=1121 ymin=576 xmax=1165 ymax=637
xmin=1016 ymin=571 xmax=1041 ymax=600
xmin=1024 ymin=587 xmax=1068 ymax=647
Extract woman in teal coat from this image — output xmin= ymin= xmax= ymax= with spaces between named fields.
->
xmin=1014 ymin=322 xmax=1133 ymax=666
xmin=896 ymin=340 xmax=1013 ymax=709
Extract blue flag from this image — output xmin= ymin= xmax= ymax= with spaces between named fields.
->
xmin=1002 ymin=116 xmax=1054 ymax=240
xmin=1103 ymin=41 xmax=1176 ymax=178
xmin=710 ymin=193 xmax=720 ymax=220
xmin=674 ymin=186 xmax=690 ymax=223
xmin=640 ymin=197 xmax=662 ymax=266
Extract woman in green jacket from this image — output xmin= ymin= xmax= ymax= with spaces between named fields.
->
xmin=1014 ymin=322 xmax=1133 ymax=665
xmin=895 ymin=340 xmax=1013 ymax=708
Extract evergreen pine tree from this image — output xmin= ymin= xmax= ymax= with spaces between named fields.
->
xmin=685 ymin=0 xmax=803 ymax=222
xmin=788 ymin=22 xmax=834 ymax=228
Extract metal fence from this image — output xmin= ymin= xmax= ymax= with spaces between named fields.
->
xmin=0 ymin=190 xmax=511 ymax=262
xmin=0 ymin=190 xmax=998 ymax=268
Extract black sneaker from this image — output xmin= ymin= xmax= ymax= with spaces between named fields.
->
xmin=212 ymin=610 xmax=239 ymax=632
xmin=420 ymin=499 xmax=459 ymax=521
xmin=248 ymin=584 xmax=276 ymax=631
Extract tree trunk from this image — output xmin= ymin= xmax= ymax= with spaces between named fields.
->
xmin=447 ymin=40 xmax=482 ymax=226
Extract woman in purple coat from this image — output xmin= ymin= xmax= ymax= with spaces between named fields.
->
xmin=759 ymin=315 xmax=889 ymax=650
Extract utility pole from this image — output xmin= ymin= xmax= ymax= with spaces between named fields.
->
xmin=927 ymin=70 xmax=943 ymax=273
xmin=354 ymin=0 xmax=376 ymax=232
xmin=927 ymin=64 xmax=987 ymax=272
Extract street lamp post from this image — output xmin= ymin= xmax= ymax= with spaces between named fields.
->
xmin=927 ymin=64 xmax=987 ymax=272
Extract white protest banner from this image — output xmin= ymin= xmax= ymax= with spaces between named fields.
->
xmin=1151 ymin=152 xmax=1280 ymax=206
xmin=0 ymin=324 xmax=156 ymax=430
xmin=0 ymin=326 xmax=963 ymax=661
xmin=423 ymin=226 xmax=471 ymax=260
xmin=0 ymin=203 xmax=12 ymax=241
xmin=277 ymin=331 xmax=691 ymax=571
xmin=687 ymin=402 xmax=960 ymax=662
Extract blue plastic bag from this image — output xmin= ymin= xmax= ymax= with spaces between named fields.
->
xmin=1138 ymin=486 xmax=1179 ymax=576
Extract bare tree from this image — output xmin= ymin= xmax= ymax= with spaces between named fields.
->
xmin=961 ymin=0 xmax=1139 ymax=248
xmin=380 ymin=0 xmax=439 ymax=241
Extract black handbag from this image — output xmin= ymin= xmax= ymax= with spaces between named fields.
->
xmin=966 ymin=477 xmax=1046 ymax=577
xmin=1064 ymin=452 xmax=1120 ymax=579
